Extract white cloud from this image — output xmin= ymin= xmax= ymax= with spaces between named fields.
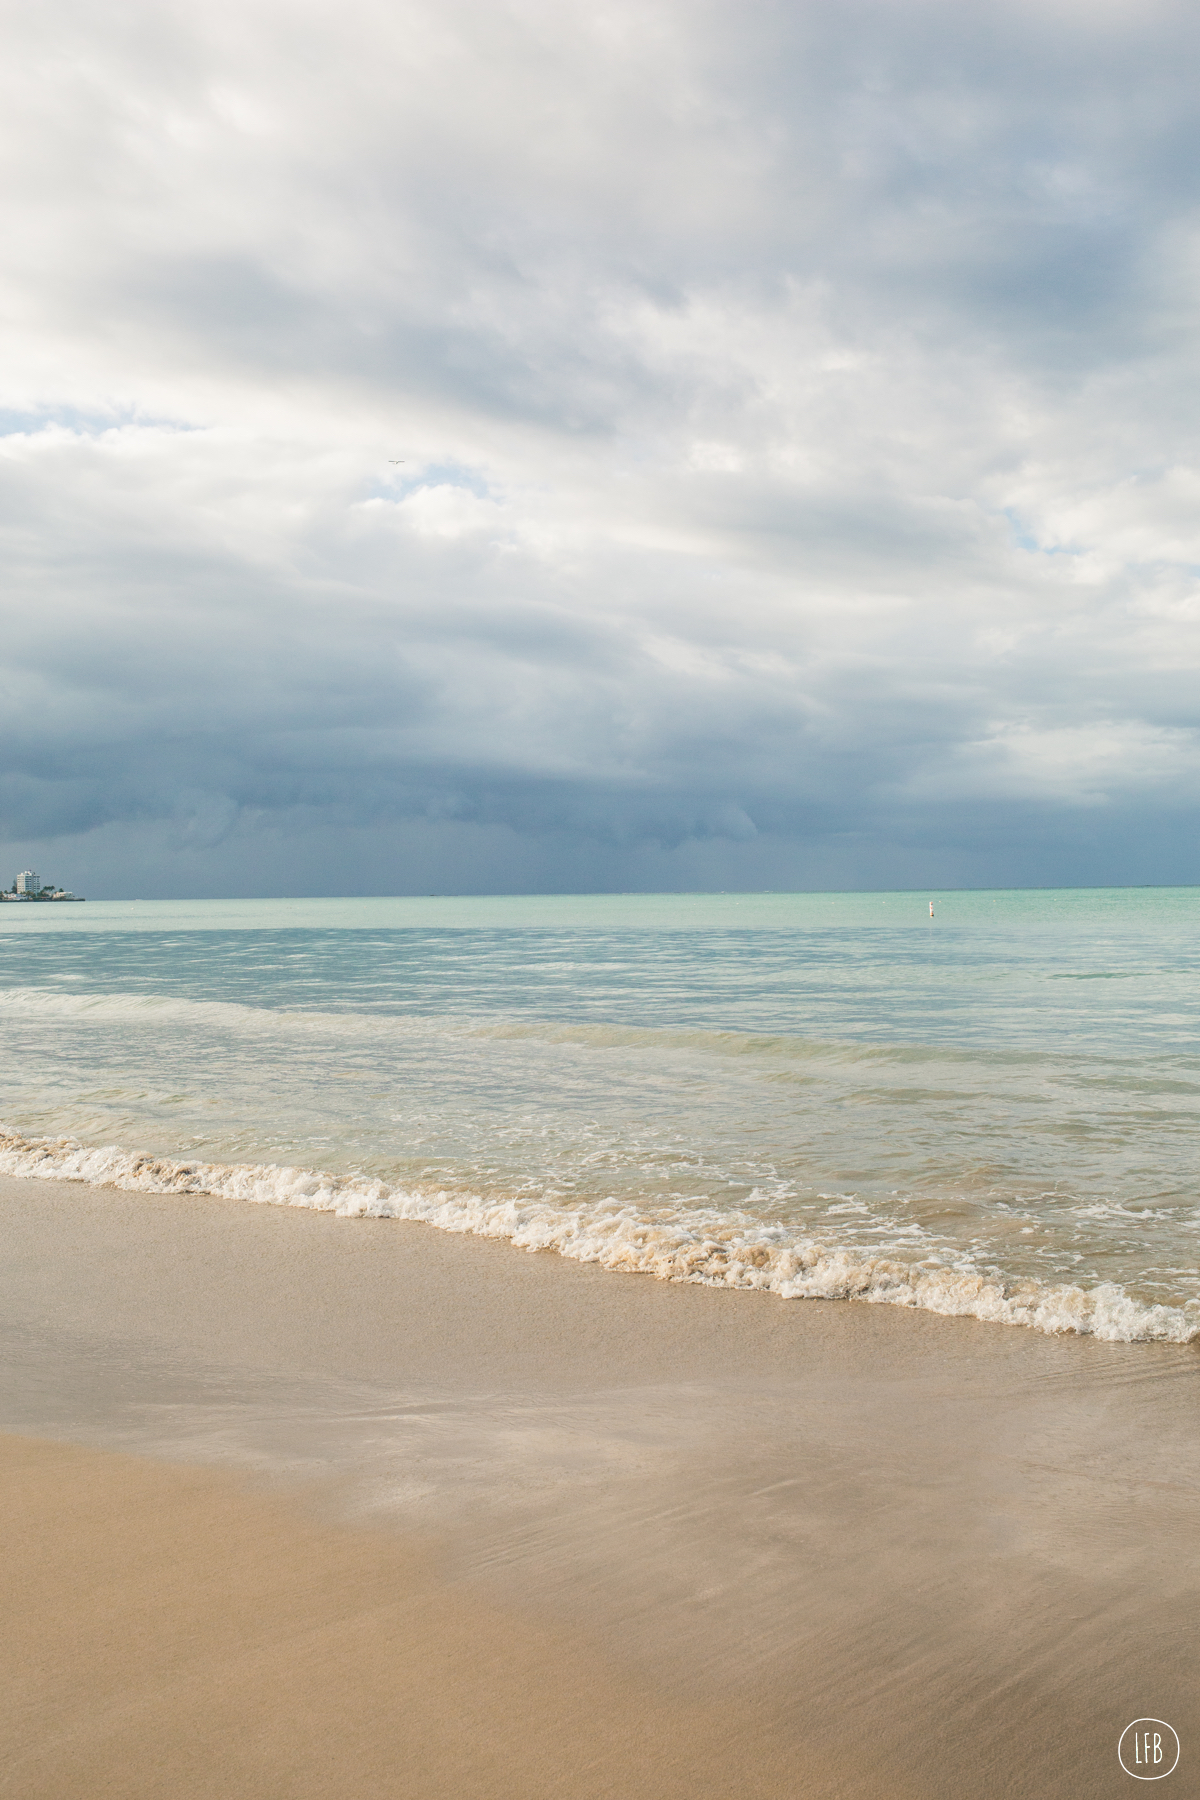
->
xmin=3 ymin=0 xmax=1200 ymax=893
xmin=390 ymin=483 xmax=507 ymax=540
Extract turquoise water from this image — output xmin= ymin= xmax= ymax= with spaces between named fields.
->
xmin=2 ymin=888 xmax=1199 ymax=1340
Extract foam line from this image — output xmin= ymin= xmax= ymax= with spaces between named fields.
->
xmin=0 ymin=1127 xmax=1195 ymax=1345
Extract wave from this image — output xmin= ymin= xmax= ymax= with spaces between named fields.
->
xmin=1 ymin=1127 xmax=1195 ymax=1346
xmin=0 ymin=987 xmax=426 ymax=1041
xmin=0 ymin=984 xmax=1172 ymax=1072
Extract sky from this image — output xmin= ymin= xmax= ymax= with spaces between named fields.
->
xmin=4 ymin=0 xmax=1200 ymax=897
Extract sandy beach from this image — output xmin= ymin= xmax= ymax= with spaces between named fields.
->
xmin=2 ymin=1172 xmax=1198 ymax=1798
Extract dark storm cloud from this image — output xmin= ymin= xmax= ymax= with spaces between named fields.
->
xmin=3 ymin=0 xmax=1200 ymax=893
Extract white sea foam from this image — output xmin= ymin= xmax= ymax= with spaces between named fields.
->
xmin=0 ymin=986 xmax=1055 ymax=1067
xmin=1 ymin=1127 xmax=1195 ymax=1346
xmin=0 ymin=987 xmax=399 ymax=1035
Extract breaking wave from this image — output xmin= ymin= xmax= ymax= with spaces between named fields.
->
xmin=1 ymin=1126 xmax=1195 ymax=1346
xmin=0 ymin=984 xmax=1132 ymax=1073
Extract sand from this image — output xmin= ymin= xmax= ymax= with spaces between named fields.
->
xmin=4 ymin=1433 xmax=833 ymax=1800
xmin=1 ymin=1172 xmax=1198 ymax=1797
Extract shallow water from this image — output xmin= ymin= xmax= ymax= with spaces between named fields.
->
xmin=2 ymin=888 xmax=1199 ymax=1340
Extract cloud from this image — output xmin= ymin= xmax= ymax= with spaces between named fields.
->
xmin=3 ymin=0 xmax=1200 ymax=893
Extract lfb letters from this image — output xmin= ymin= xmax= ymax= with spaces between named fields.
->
xmin=1119 ymin=1719 xmax=1180 ymax=1781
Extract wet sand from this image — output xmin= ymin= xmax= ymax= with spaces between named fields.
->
xmin=3 ymin=1433 xmax=836 ymax=1800
xmin=1 ymin=1172 xmax=1198 ymax=1797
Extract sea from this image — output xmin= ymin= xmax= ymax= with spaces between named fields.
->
xmin=1 ymin=887 xmax=1199 ymax=1344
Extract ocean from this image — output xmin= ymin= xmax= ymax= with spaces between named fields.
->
xmin=2 ymin=887 xmax=1198 ymax=1343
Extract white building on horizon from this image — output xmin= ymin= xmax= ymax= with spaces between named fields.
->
xmin=15 ymin=870 xmax=40 ymax=895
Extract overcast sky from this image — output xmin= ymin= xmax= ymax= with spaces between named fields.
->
xmin=3 ymin=0 xmax=1200 ymax=896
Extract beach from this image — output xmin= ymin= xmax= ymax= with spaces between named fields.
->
xmin=2 ymin=1170 xmax=1197 ymax=1797
xmin=7 ymin=0 xmax=1200 ymax=1775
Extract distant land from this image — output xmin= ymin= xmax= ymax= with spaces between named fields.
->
xmin=1 ymin=869 xmax=84 ymax=902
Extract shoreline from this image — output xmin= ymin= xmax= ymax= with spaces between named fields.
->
xmin=2 ymin=1125 xmax=1194 ymax=1345
xmin=2 ymin=1170 xmax=1199 ymax=1796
